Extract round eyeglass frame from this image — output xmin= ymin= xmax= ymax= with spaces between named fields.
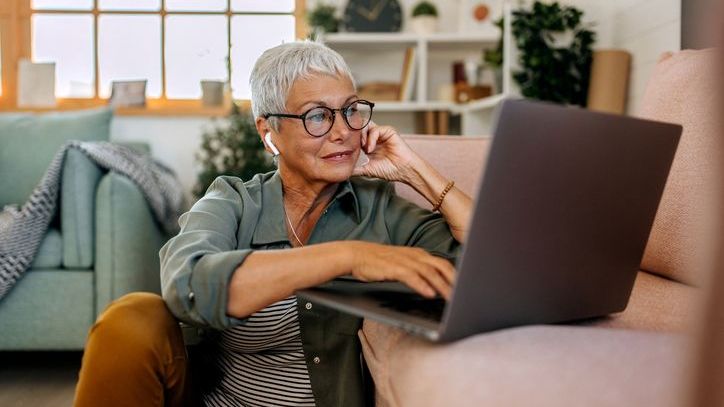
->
xmin=262 ymin=99 xmax=375 ymax=137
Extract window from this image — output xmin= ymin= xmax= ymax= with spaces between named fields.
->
xmin=0 ymin=0 xmax=307 ymax=114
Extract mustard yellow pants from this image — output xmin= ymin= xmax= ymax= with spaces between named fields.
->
xmin=74 ymin=292 xmax=193 ymax=407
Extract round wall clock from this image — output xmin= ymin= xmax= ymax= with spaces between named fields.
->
xmin=343 ymin=0 xmax=403 ymax=32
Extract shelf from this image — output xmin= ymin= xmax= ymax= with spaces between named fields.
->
xmin=322 ymin=32 xmax=419 ymax=44
xmin=321 ymin=32 xmax=499 ymax=46
xmin=449 ymin=94 xmax=509 ymax=114
xmin=0 ymin=98 xmax=246 ymax=117
xmin=373 ymin=101 xmax=455 ymax=112
xmin=319 ymin=1 xmax=515 ymax=135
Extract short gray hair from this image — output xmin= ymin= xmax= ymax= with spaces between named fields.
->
xmin=250 ymin=40 xmax=356 ymax=132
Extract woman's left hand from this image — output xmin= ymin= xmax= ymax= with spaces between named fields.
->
xmin=352 ymin=120 xmax=419 ymax=183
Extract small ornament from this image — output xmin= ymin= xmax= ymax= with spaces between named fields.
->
xmin=473 ymin=3 xmax=490 ymax=22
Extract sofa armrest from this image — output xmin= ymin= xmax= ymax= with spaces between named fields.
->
xmin=94 ymin=171 xmax=167 ymax=315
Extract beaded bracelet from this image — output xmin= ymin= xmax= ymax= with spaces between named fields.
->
xmin=432 ymin=180 xmax=455 ymax=212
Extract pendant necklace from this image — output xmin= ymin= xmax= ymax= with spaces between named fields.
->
xmin=284 ymin=209 xmax=305 ymax=247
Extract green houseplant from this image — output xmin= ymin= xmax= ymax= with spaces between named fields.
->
xmin=307 ymin=2 xmax=339 ymax=39
xmin=411 ymin=1 xmax=439 ymax=34
xmin=412 ymin=1 xmax=438 ymax=17
xmin=193 ymin=103 xmax=275 ymax=199
xmin=483 ymin=17 xmax=504 ymax=68
xmin=511 ymin=1 xmax=595 ymax=106
xmin=483 ymin=17 xmax=505 ymax=93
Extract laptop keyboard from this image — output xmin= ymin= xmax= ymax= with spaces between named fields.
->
xmin=374 ymin=294 xmax=446 ymax=322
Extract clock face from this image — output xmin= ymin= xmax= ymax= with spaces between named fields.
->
xmin=343 ymin=0 xmax=403 ymax=33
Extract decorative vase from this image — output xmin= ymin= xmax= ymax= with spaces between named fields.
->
xmin=492 ymin=67 xmax=503 ymax=94
xmin=411 ymin=16 xmax=438 ymax=35
xmin=543 ymin=30 xmax=576 ymax=49
xmin=201 ymin=80 xmax=225 ymax=107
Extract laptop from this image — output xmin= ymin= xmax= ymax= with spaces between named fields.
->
xmin=298 ymin=99 xmax=682 ymax=343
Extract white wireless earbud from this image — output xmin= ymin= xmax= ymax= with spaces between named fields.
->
xmin=264 ymin=132 xmax=280 ymax=156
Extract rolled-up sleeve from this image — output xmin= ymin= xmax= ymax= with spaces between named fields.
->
xmin=159 ymin=177 xmax=252 ymax=330
xmin=383 ymin=183 xmax=462 ymax=263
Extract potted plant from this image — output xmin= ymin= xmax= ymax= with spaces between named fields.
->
xmin=482 ymin=17 xmax=504 ymax=93
xmin=307 ymin=2 xmax=339 ymax=40
xmin=511 ymin=1 xmax=596 ymax=106
xmin=411 ymin=1 xmax=438 ymax=35
xmin=193 ymin=103 xmax=275 ymax=199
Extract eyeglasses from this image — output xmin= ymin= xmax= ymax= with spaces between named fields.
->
xmin=262 ymin=100 xmax=375 ymax=138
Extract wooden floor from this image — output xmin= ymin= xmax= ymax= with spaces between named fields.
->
xmin=0 ymin=352 xmax=81 ymax=407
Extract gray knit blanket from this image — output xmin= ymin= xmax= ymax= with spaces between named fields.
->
xmin=0 ymin=141 xmax=185 ymax=301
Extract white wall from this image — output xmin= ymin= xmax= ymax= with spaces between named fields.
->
xmin=110 ymin=116 xmax=214 ymax=205
xmin=610 ymin=0 xmax=681 ymax=114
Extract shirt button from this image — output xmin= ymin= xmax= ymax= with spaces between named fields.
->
xmin=188 ymin=292 xmax=195 ymax=301
xmin=305 ymin=302 xmax=313 ymax=310
xmin=313 ymin=356 xmax=321 ymax=364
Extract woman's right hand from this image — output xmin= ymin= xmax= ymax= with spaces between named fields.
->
xmin=343 ymin=241 xmax=456 ymax=300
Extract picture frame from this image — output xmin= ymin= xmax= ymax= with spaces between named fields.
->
xmin=17 ymin=60 xmax=56 ymax=108
xmin=109 ymin=80 xmax=147 ymax=108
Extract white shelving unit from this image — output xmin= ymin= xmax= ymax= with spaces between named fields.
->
xmin=320 ymin=0 xmax=516 ymax=136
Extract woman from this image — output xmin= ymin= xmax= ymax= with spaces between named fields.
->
xmin=74 ymin=41 xmax=472 ymax=407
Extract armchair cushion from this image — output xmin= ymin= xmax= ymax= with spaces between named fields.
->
xmin=29 ymin=228 xmax=63 ymax=269
xmin=588 ymin=271 xmax=697 ymax=332
xmin=0 ymin=108 xmax=112 ymax=209
xmin=61 ymin=148 xmax=103 ymax=268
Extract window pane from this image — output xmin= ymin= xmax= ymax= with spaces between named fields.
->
xmin=32 ymin=14 xmax=94 ymax=97
xmin=165 ymin=0 xmax=226 ymax=11
xmin=98 ymin=15 xmax=162 ymax=98
xmin=32 ymin=0 xmax=92 ymax=10
xmin=166 ymin=15 xmax=228 ymax=99
xmin=99 ymin=0 xmax=160 ymax=11
xmin=231 ymin=15 xmax=294 ymax=99
xmin=231 ymin=0 xmax=294 ymax=12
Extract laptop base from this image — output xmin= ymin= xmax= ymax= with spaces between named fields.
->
xmin=298 ymin=288 xmax=442 ymax=341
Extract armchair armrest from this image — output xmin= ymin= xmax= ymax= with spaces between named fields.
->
xmin=60 ymin=142 xmax=152 ymax=269
xmin=94 ymin=172 xmax=168 ymax=315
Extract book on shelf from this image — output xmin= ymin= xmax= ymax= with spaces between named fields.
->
xmin=398 ymin=47 xmax=416 ymax=102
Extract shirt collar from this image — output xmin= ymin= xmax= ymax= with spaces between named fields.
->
xmin=251 ymin=170 xmax=362 ymax=246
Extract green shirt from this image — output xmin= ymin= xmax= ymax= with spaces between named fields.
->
xmin=159 ymin=170 xmax=460 ymax=407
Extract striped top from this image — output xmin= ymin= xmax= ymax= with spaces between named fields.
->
xmin=203 ymin=295 xmax=316 ymax=407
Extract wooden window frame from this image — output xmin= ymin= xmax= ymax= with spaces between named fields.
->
xmin=0 ymin=0 xmax=307 ymax=116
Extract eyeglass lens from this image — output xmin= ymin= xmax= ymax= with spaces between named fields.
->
xmin=304 ymin=101 xmax=372 ymax=137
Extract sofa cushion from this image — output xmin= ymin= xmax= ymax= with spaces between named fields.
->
xmin=61 ymin=148 xmax=103 ymax=269
xmin=29 ymin=228 xmax=63 ymax=269
xmin=0 ymin=108 xmax=112 ymax=209
xmin=0 ymin=269 xmax=94 ymax=350
xmin=590 ymin=271 xmax=698 ymax=332
xmin=396 ymin=135 xmax=490 ymax=208
xmin=360 ymin=323 xmax=686 ymax=407
xmin=637 ymin=49 xmax=720 ymax=286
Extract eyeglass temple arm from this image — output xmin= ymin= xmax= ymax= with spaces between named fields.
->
xmin=263 ymin=113 xmax=305 ymax=119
